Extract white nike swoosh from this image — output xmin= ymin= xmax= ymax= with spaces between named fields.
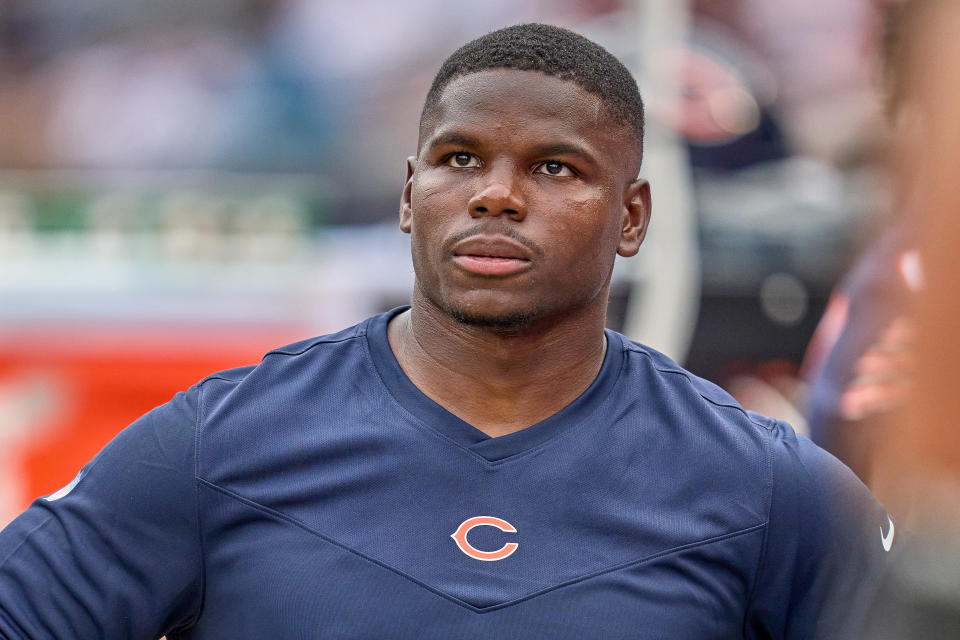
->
xmin=880 ymin=515 xmax=895 ymax=552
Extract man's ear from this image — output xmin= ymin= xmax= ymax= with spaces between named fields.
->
xmin=399 ymin=156 xmax=416 ymax=234
xmin=617 ymin=178 xmax=651 ymax=257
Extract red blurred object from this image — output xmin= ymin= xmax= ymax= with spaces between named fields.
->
xmin=0 ymin=326 xmax=303 ymax=514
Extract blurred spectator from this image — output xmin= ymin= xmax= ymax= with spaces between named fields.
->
xmin=858 ymin=1 xmax=960 ymax=635
xmin=799 ymin=0 xmax=927 ymax=486
xmin=800 ymin=219 xmax=918 ymax=482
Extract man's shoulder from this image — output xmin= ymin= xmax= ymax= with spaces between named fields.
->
xmin=188 ymin=313 xmax=385 ymax=455
xmin=610 ymin=332 xmax=875 ymax=510
xmin=615 ymin=333 xmax=875 ymax=497
xmin=613 ymin=331 xmax=775 ymax=434
xmin=197 ymin=314 xmax=375 ymax=397
xmin=189 ymin=312 xmax=394 ymax=480
xmin=608 ymin=332 xmax=798 ymax=511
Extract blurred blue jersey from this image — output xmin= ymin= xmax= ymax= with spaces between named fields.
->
xmin=803 ymin=221 xmax=920 ymax=456
xmin=0 ymin=308 xmax=892 ymax=639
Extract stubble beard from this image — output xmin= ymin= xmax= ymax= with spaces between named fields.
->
xmin=445 ymin=303 xmax=535 ymax=331
xmin=432 ymin=285 xmax=609 ymax=334
xmin=414 ymin=281 xmax=538 ymax=332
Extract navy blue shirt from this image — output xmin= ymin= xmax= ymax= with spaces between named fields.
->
xmin=0 ymin=308 xmax=892 ymax=638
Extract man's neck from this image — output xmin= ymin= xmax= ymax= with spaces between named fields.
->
xmin=387 ymin=292 xmax=609 ymax=438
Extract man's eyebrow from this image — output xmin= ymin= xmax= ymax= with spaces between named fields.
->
xmin=529 ymin=142 xmax=599 ymax=167
xmin=424 ymin=132 xmax=482 ymax=150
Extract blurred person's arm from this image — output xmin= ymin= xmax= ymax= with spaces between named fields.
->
xmin=836 ymin=317 xmax=914 ymax=422
xmin=800 ymin=231 xmax=917 ymax=488
xmin=0 ymin=388 xmax=202 ymax=639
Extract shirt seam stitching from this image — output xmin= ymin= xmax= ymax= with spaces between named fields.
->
xmin=263 ymin=331 xmax=363 ymax=358
xmin=189 ymin=382 xmax=210 ymax=629
xmin=197 ymin=477 xmax=765 ymax=614
xmin=0 ymin=606 xmax=28 ymax=639
xmin=742 ymin=426 xmax=776 ymax=634
xmin=0 ymin=515 xmax=54 ymax=576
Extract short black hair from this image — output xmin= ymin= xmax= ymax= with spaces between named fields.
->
xmin=421 ymin=23 xmax=645 ymax=151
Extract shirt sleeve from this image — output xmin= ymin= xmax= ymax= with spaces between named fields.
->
xmin=0 ymin=385 xmax=203 ymax=640
xmin=744 ymin=420 xmax=895 ymax=639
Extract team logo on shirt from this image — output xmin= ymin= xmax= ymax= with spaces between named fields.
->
xmin=451 ymin=516 xmax=518 ymax=561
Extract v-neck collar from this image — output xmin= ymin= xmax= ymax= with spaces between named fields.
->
xmin=365 ymin=307 xmax=625 ymax=463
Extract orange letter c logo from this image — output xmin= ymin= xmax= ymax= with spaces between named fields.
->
xmin=451 ymin=516 xmax=519 ymax=561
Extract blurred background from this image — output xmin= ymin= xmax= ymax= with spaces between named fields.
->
xmin=0 ymin=0 xmax=897 ymax=524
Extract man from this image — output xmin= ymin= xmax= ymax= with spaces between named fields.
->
xmin=0 ymin=24 xmax=892 ymax=639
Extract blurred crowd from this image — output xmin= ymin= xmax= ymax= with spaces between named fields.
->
xmin=0 ymin=0 xmax=882 ymax=218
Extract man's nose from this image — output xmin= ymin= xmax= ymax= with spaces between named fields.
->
xmin=467 ymin=169 xmax=526 ymax=221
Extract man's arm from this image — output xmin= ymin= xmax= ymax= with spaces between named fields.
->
xmin=0 ymin=386 xmax=203 ymax=639
xmin=744 ymin=420 xmax=894 ymax=639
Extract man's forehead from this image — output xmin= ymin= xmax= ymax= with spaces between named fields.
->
xmin=440 ymin=69 xmax=600 ymax=109
xmin=419 ymin=69 xmax=627 ymax=150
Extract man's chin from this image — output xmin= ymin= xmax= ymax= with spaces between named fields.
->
xmin=415 ymin=284 xmax=544 ymax=331
xmin=446 ymin=305 xmax=535 ymax=331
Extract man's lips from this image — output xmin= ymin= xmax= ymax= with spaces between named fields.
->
xmin=450 ymin=236 xmax=533 ymax=276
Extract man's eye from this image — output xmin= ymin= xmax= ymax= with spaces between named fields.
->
xmin=446 ymin=153 xmax=479 ymax=168
xmin=536 ymin=161 xmax=573 ymax=177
